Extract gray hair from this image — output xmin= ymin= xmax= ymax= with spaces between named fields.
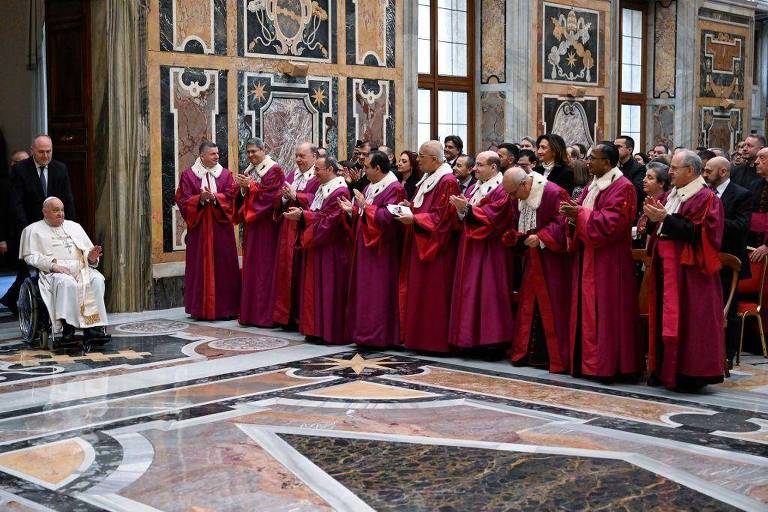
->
xmin=245 ymin=138 xmax=265 ymax=149
xmin=679 ymin=150 xmax=703 ymax=175
xmin=42 ymin=196 xmax=62 ymax=209
xmin=504 ymin=167 xmax=528 ymax=187
xmin=645 ymin=162 xmax=671 ymax=190
xmin=421 ymin=140 xmax=446 ymax=163
xmin=520 ymin=136 xmax=536 ymax=146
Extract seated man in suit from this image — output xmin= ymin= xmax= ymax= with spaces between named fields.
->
xmin=703 ymin=156 xmax=752 ymax=365
xmin=19 ymin=197 xmax=107 ymax=341
xmin=1 ymin=135 xmax=76 ymax=313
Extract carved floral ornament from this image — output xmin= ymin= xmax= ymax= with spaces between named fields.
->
xmin=547 ymin=9 xmax=595 ymax=83
xmin=246 ymin=0 xmax=329 ymax=58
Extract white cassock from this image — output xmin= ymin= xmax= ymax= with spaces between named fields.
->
xmin=19 ymin=220 xmax=107 ymax=332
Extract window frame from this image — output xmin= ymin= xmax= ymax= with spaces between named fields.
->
xmin=617 ymin=1 xmax=647 ymax=153
xmin=417 ymin=0 xmax=475 ymax=154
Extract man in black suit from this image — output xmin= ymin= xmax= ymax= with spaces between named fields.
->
xmin=615 ymin=135 xmax=645 ymax=207
xmin=731 ymin=134 xmax=765 ymax=188
xmin=0 ymin=135 xmax=76 ymax=313
xmin=703 ymin=156 xmax=752 ymax=365
xmin=444 ymin=135 xmax=463 ymax=169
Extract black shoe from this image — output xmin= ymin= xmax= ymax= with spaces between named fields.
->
xmin=0 ymin=296 xmax=18 ymax=315
xmin=60 ymin=323 xmax=76 ymax=343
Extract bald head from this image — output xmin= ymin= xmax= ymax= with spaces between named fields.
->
xmin=31 ymin=134 xmax=53 ymax=166
xmin=702 ymin=156 xmax=731 ymax=188
xmin=503 ymin=167 xmax=532 ymax=199
xmin=418 ymin=140 xmax=446 ymax=173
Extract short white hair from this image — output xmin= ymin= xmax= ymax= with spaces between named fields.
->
xmin=504 ymin=167 xmax=528 ymax=187
xmin=43 ymin=196 xmax=62 ymax=209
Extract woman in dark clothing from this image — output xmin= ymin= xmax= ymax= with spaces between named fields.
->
xmin=534 ymin=133 xmax=575 ymax=195
xmin=397 ymin=150 xmax=422 ymax=201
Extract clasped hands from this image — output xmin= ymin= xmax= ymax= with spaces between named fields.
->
xmin=558 ymin=199 xmax=579 ymax=220
xmin=642 ymin=197 xmax=667 ymax=223
xmin=52 ymin=246 xmax=102 ymax=276
xmin=199 ymin=186 xmax=217 ymax=203
xmin=281 ymin=184 xmax=297 ymax=201
xmin=338 ymin=190 xmax=368 ymax=214
xmin=448 ymin=195 xmax=468 ymax=215
xmin=233 ymin=173 xmax=253 ymax=195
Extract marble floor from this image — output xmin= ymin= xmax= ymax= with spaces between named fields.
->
xmin=0 ymin=309 xmax=766 ymax=511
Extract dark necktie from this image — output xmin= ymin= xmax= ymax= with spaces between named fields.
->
xmin=39 ymin=166 xmax=47 ymax=196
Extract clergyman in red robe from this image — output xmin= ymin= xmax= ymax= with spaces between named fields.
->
xmin=503 ymin=168 xmax=572 ymax=373
xmin=233 ymin=138 xmax=284 ymax=327
xmin=271 ymin=142 xmax=320 ymax=327
xmin=284 ymin=156 xmax=352 ymax=345
xmin=175 ymin=141 xmax=240 ymax=320
xmin=341 ymin=150 xmax=405 ymax=348
xmin=559 ymin=142 xmax=642 ymax=382
xmin=447 ymin=151 xmax=515 ymax=355
xmin=643 ymin=149 xmax=726 ymax=390
xmin=395 ymin=140 xmax=460 ymax=353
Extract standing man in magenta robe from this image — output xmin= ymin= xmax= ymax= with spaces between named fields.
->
xmin=643 ymin=150 xmax=726 ymax=390
xmin=559 ymin=142 xmax=641 ymax=382
xmin=504 ymin=168 xmax=573 ymax=373
xmin=395 ymin=140 xmax=460 ymax=353
xmin=175 ymin=141 xmax=240 ymax=320
xmin=447 ymin=151 xmax=515 ymax=357
xmin=340 ymin=150 xmax=405 ymax=348
xmin=272 ymin=142 xmax=320 ymax=327
xmin=284 ymin=157 xmax=352 ymax=345
xmin=233 ymin=138 xmax=284 ymax=327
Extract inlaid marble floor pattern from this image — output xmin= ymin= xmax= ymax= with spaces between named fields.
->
xmin=0 ymin=308 xmax=766 ymax=511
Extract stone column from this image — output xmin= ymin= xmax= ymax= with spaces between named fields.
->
xmin=402 ymin=1 xmax=418 ymax=149
xmin=505 ymin=0 xmax=533 ymax=139
xmin=674 ymin=0 xmax=700 ymax=148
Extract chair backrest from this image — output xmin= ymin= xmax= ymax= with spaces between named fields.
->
xmin=719 ymin=253 xmax=741 ymax=320
xmin=737 ymin=252 xmax=768 ymax=307
xmin=632 ymin=249 xmax=651 ymax=315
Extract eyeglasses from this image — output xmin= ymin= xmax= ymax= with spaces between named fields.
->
xmin=585 ymin=155 xmax=606 ymax=161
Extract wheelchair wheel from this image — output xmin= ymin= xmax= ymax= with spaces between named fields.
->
xmin=17 ymin=278 xmax=51 ymax=349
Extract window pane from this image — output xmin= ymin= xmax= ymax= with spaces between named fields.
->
xmin=452 ymin=91 xmax=468 ymax=124
xmin=454 ymin=0 xmax=467 ymax=12
xmin=418 ymin=0 xmax=430 ymax=4
xmin=631 ymin=65 xmax=641 ymax=93
xmin=631 ymin=38 xmax=642 ymax=66
xmin=437 ymin=8 xmax=452 ymax=42
xmin=418 ymin=89 xmax=431 ymax=123
xmin=418 ymin=124 xmax=432 ymax=147
xmin=622 ymin=9 xmax=631 ymax=37
xmin=438 ymin=91 xmax=453 ymax=124
xmin=418 ymin=5 xmax=430 ymax=39
xmin=621 ymin=64 xmax=631 ymax=91
xmin=437 ymin=42 xmax=453 ymax=74
xmin=437 ymin=90 xmax=468 ymax=145
xmin=622 ymin=36 xmax=631 ymax=64
xmin=632 ymin=10 xmax=642 ymax=38
xmin=453 ymin=44 xmax=467 ymax=76
xmin=621 ymin=104 xmax=631 ymax=133
xmin=418 ymin=40 xmax=431 ymax=74
xmin=437 ymin=0 xmax=450 ymax=7
xmin=452 ymin=10 xmax=466 ymax=44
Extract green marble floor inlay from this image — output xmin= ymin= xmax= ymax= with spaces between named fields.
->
xmin=280 ymin=434 xmax=737 ymax=512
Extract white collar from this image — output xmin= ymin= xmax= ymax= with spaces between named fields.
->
xmin=469 ymin=172 xmax=502 ymax=205
xmin=587 ymin=167 xmax=623 ymax=193
xmin=310 ymin=176 xmax=347 ymax=211
xmin=366 ymin=171 xmax=398 ymax=201
xmin=715 ymin=178 xmax=730 ymax=197
xmin=294 ymin=166 xmax=315 ymax=181
xmin=245 ymin=156 xmax=277 ymax=178
xmin=191 ymin=158 xmax=223 ymax=180
xmin=668 ymin=176 xmax=706 ymax=204
xmin=413 ymin=163 xmax=453 ymax=208
xmin=519 ymin=171 xmax=547 ymax=210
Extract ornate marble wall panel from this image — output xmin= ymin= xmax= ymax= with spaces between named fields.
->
xmin=480 ymin=91 xmax=505 ymax=150
xmin=481 ymin=0 xmax=505 ymax=84
xmin=238 ymin=0 xmax=336 ymax=63
xmin=700 ymin=30 xmax=745 ymax=101
xmin=160 ymin=66 xmax=228 ymax=252
xmin=346 ymin=0 xmax=395 ymax=67
xmin=699 ymin=107 xmax=742 ymax=151
xmin=159 ymin=0 xmax=227 ymax=54
xmin=238 ymin=73 xmax=337 ymax=172
xmin=653 ymin=1 xmax=676 ymax=98
xmin=541 ymin=3 xmax=599 ymax=86
xmin=346 ymin=78 xmax=394 ymax=153
xmin=652 ymin=104 xmax=675 ymax=148
xmin=542 ymin=95 xmax=598 ymax=148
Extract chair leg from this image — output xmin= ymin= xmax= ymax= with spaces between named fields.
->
xmin=737 ymin=314 xmax=747 ymax=367
xmin=759 ymin=315 xmax=768 ymax=359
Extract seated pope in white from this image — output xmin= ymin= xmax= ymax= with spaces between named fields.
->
xmin=19 ymin=197 xmax=107 ymax=334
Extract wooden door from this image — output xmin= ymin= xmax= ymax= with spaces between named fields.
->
xmin=45 ymin=0 xmax=94 ymax=236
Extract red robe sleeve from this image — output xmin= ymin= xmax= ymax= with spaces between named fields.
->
xmin=234 ymin=166 xmax=284 ymax=224
xmin=175 ymin=170 xmax=234 ymax=227
xmin=464 ymin=192 xmax=513 ymax=240
xmin=411 ymin=177 xmax=461 ymax=261
xmin=360 ymin=186 xmax=405 ymax=248
xmin=573 ymin=182 xmax=636 ymax=249
xmin=679 ymin=191 xmax=724 ymax=275
xmin=536 ymin=189 xmax=570 ymax=253
xmin=301 ymin=189 xmax=352 ymax=249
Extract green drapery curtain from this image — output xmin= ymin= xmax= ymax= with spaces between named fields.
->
xmin=93 ymin=0 xmax=151 ymax=311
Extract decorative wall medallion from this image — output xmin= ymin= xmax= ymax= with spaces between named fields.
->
xmin=160 ymin=67 xmax=228 ymax=252
xmin=480 ymin=91 xmax=505 ymax=150
xmin=346 ymin=0 xmax=395 ymax=67
xmin=240 ymin=0 xmax=335 ymax=63
xmin=542 ymin=96 xmax=597 ymax=148
xmin=699 ymin=107 xmax=741 ymax=153
xmin=159 ymin=0 xmax=227 ymax=54
xmin=239 ymin=72 xmax=337 ymax=172
xmin=700 ymin=31 xmax=745 ymax=101
xmin=653 ymin=1 xmax=676 ymax=98
xmin=346 ymin=78 xmax=394 ymax=155
xmin=481 ymin=0 xmax=505 ymax=83
xmin=652 ymin=104 xmax=675 ymax=148
xmin=542 ymin=3 xmax=599 ymax=85
xmin=208 ymin=336 xmax=290 ymax=351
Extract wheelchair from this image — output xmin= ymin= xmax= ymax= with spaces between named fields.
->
xmin=17 ymin=267 xmax=110 ymax=351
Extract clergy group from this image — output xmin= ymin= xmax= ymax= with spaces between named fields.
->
xmin=175 ymin=137 xmax=731 ymax=393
